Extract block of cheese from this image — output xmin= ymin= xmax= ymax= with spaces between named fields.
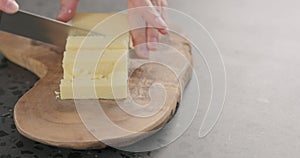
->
xmin=66 ymin=35 xmax=129 ymax=50
xmin=59 ymin=13 xmax=129 ymax=100
xmin=62 ymin=49 xmax=128 ymax=79
xmin=60 ymin=72 xmax=128 ymax=99
xmin=71 ymin=13 xmax=129 ymax=35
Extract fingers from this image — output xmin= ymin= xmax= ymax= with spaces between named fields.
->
xmin=146 ymin=26 xmax=159 ymax=50
xmin=146 ymin=0 xmax=160 ymax=50
xmin=146 ymin=0 xmax=168 ymax=50
xmin=128 ymin=0 xmax=148 ymax=58
xmin=129 ymin=0 xmax=168 ymax=34
xmin=128 ymin=0 xmax=169 ymax=57
xmin=160 ymin=0 xmax=168 ymax=22
xmin=56 ymin=0 xmax=79 ymax=22
xmin=130 ymin=28 xmax=149 ymax=58
xmin=0 ymin=0 xmax=19 ymax=14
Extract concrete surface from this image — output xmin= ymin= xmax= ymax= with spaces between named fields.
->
xmin=1 ymin=0 xmax=300 ymax=157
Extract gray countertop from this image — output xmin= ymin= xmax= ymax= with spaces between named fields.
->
xmin=1 ymin=0 xmax=300 ymax=157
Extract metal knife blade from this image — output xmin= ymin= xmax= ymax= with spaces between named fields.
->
xmin=0 ymin=10 xmax=101 ymax=49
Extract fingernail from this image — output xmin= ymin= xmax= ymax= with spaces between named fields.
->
xmin=135 ymin=45 xmax=149 ymax=58
xmin=154 ymin=16 xmax=168 ymax=29
xmin=148 ymin=37 xmax=158 ymax=50
xmin=57 ymin=6 xmax=73 ymax=22
xmin=6 ymin=0 xmax=19 ymax=13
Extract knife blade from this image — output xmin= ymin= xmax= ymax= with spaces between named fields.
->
xmin=0 ymin=10 xmax=101 ymax=49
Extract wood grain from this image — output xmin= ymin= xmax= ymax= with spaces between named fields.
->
xmin=0 ymin=25 xmax=192 ymax=149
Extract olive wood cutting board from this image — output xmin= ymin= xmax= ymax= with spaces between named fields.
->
xmin=0 ymin=14 xmax=193 ymax=149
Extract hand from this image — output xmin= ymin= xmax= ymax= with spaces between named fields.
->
xmin=128 ymin=0 xmax=168 ymax=58
xmin=0 ymin=0 xmax=19 ymax=14
xmin=57 ymin=0 xmax=168 ymax=58
xmin=0 ymin=0 xmax=78 ymax=21
xmin=56 ymin=0 xmax=79 ymax=22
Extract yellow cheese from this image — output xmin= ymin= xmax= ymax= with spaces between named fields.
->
xmin=70 ymin=12 xmax=132 ymax=48
xmin=63 ymin=49 xmax=128 ymax=61
xmin=71 ymin=13 xmax=129 ymax=35
xmin=66 ymin=34 xmax=129 ymax=50
xmin=59 ymin=13 xmax=129 ymax=100
xmin=60 ymin=72 xmax=128 ymax=99
xmin=62 ymin=49 xmax=128 ymax=79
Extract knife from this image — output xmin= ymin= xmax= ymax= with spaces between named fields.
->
xmin=0 ymin=10 xmax=100 ymax=49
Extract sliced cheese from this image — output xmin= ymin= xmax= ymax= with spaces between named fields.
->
xmin=62 ymin=49 xmax=128 ymax=79
xmin=63 ymin=49 xmax=128 ymax=61
xmin=59 ymin=13 xmax=130 ymax=100
xmin=60 ymin=72 xmax=128 ymax=99
xmin=66 ymin=34 xmax=129 ymax=50
xmin=71 ymin=13 xmax=129 ymax=35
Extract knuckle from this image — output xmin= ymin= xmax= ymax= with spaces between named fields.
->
xmin=131 ymin=29 xmax=145 ymax=39
xmin=147 ymin=28 xmax=159 ymax=37
xmin=161 ymin=0 xmax=168 ymax=6
xmin=0 ymin=0 xmax=7 ymax=8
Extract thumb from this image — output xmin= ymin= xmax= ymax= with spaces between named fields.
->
xmin=56 ymin=0 xmax=79 ymax=22
xmin=0 ymin=0 xmax=19 ymax=14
